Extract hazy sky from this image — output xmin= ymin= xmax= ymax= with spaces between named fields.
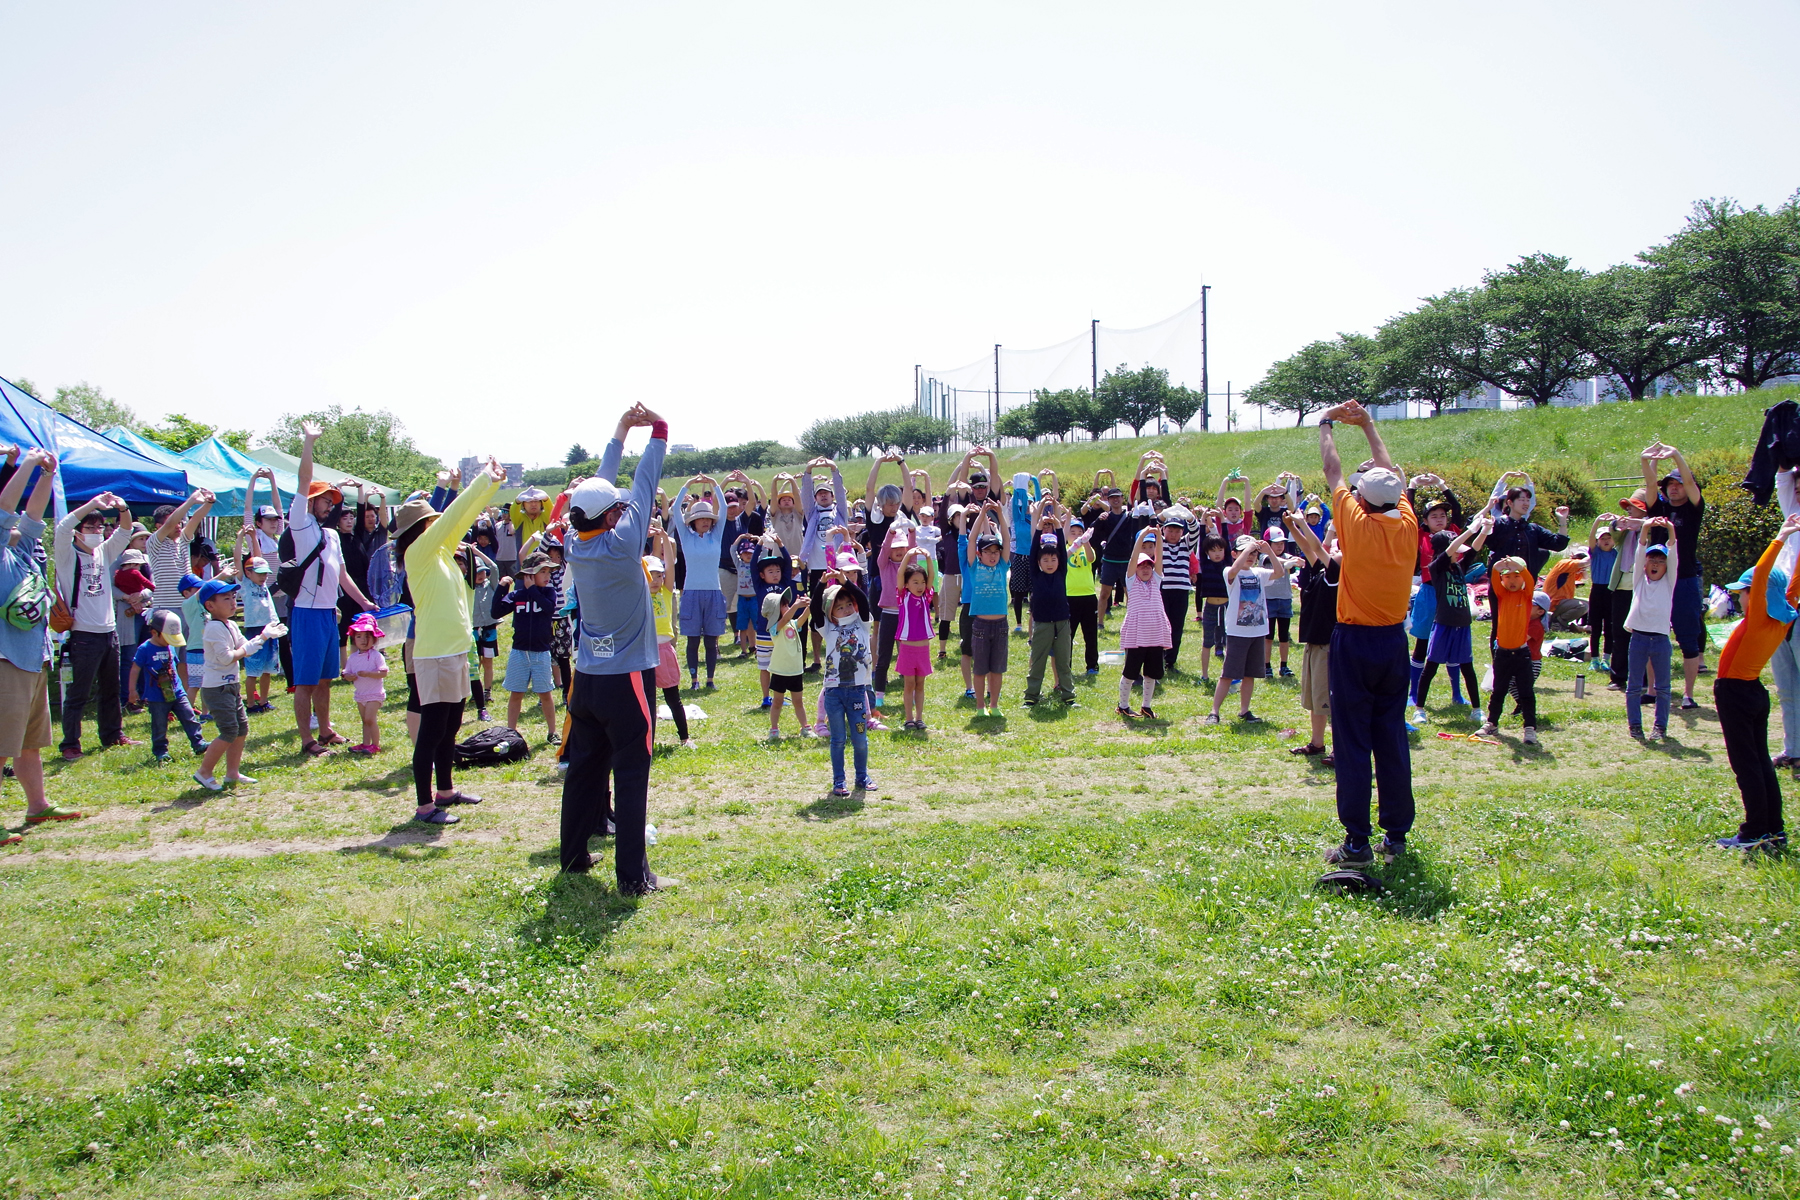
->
xmin=3 ymin=1 xmax=1795 ymax=465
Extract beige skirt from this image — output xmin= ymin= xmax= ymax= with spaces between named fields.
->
xmin=414 ymin=652 xmax=472 ymax=706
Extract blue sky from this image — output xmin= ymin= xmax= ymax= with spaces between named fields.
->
xmin=3 ymin=1 xmax=1795 ymax=464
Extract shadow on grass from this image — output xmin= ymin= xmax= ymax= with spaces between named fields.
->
xmin=1024 ymin=701 xmax=1073 ymax=724
xmin=517 ymin=868 xmax=644 ymax=952
xmin=795 ymin=788 xmax=866 ymax=822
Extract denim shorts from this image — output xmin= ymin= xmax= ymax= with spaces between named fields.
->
xmin=504 ymin=648 xmax=556 ymax=694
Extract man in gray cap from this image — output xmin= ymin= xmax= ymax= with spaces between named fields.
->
xmin=1317 ymin=400 xmax=1418 ymax=868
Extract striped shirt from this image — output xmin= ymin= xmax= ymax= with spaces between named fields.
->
xmin=1160 ymin=525 xmax=1198 ymax=592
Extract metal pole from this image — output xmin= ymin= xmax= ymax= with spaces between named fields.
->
xmin=1091 ymin=318 xmax=1098 ymax=401
xmin=1200 ymin=285 xmax=1210 ymax=431
xmin=1226 ymin=381 xmax=1231 ymax=430
xmin=914 ymin=364 xmax=920 ymax=413
xmin=994 ymin=345 xmax=1001 ymax=427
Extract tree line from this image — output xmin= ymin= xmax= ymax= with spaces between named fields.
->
xmin=1246 ymin=192 xmax=1800 ymax=425
xmin=799 ymin=364 xmax=1208 ymax=458
xmin=15 ymin=379 xmax=256 ymax=454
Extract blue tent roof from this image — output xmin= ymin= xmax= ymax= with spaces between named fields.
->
xmin=179 ymin=437 xmax=297 ymax=513
xmin=0 ymin=376 xmax=188 ymax=510
xmin=103 ymin=426 xmax=250 ymax=511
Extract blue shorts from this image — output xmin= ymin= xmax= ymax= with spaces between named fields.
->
xmin=473 ymin=625 xmax=499 ymax=658
xmin=736 ymin=597 xmax=757 ymax=631
xmin=1407 ymin=585 xmax=1437 ymax=640
xmin=287 ymin=605 xmax=342 ymax=687
xmin=679 ymin=589 xmax=728 ymax=638
xmin=1099 ymin=559 xmax=1129 ymax=588
xmin=241 ymin=626 xmax=280 ymax=677
xmin=504 ymin=648 xmax=556 ymax=694
xmin=1266 ymin=597 xmax=1293 ymax=621
xmin=1671 ymin=575 xmax=1704 ymax=658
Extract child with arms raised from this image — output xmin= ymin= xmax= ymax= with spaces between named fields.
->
xmin=820 ymin=582 xmax=875 ymax=797
xmin=963 ymin=500 xmax=1012 ymax=718
xmin=894 ymin=548 xmax=936 ymax=730
xmin=1118 ymin=526 xmax=1172 ymax=719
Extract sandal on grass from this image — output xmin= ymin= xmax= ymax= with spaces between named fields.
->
xmin=435 ymin=791 xmax=482 ymax=805
xmin=2 ymin=833 xmax=21 ymax=847
xmin=318 ymin=731 xmax=351 ymax=746
xmin=300 ymin=741 xmax=332 ymax=757
xmin=24 ymin=805 xmax=83 ymax=825
xmin=414 ymin=808 xmax=460 ymax=825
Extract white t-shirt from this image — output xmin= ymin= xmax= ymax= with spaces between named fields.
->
xmin=286 ymin=494 xmax=344 ymax=610
xmin=201 ymin=618 xmax=247 ymax=688
xmin=1225 ymin=566 xmax=1272 ymax=639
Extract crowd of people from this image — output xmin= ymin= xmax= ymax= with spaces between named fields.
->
xmin=0 ymin=398 xmax=1792 ymax=876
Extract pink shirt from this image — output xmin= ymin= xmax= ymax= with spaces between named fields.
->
xmin=346 ymin=647 xmax=390 ymax=704
xmin=896 ymin=589 xmax=934 ymax=642
xmin=1119 ymin=572 xmax=1172 ymax=649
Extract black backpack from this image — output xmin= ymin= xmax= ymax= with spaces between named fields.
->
xmin=453 ymin=725 xmax=530 ymax=767
xmin=276 ymin=527 xmax=327 ymax=598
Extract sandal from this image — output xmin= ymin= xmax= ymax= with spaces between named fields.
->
xmin=2 ymin=832 xmax=21 ymax=847
xmin=318 ymin=731 xmax=351 ymax=746
xmin=24 ymin=805 xmax=84 ymax=825
xmin=414 ymin=808 xmax=460 ymax=825
xmin=300 ymin=740 xmax=332 ymax=757
xmin=1289 ymin=742 xmax=1326 ymax=756
xmin=435 ymin=791 xmax=483 ymax=805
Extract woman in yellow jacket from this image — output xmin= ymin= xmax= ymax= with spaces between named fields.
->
xmin=395 ymin=458 xmax=503 ymax=825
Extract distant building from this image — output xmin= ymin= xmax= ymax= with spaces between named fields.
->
xmin=669 ymin=443 xmax=698 ymax=454
xmin=458 ymin=457 xmax=525 ymax=487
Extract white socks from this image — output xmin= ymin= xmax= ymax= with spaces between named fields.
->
xmin=1141 ymin=678 xmax=1157 ymax=707
xmin=1119 ymin=677 xmax=1134 ymax=708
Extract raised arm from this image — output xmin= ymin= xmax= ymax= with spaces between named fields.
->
xmin=296 ymin=419 xmax=321 ymax=507
xmin=1283 ymin=510 xmax=1325 ymax=566
xmin=181 ymin=490 xmax=215 ymax=541
xmin=0 ymin=448 xmax=51 ymax=516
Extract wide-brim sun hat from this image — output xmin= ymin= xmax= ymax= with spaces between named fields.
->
xmin=684 ymin=502 xmax=716 ymax=525
xmin=392 ymin=498 xmax=440 ymax=538
xmin=517 ymin=487 xmax=550 ymax=503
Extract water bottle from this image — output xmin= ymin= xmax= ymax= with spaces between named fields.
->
xmin=1574 ymin=659 xmax=1587 ymax=699
xmin=644 ymin=823 xmax=659 ymax=846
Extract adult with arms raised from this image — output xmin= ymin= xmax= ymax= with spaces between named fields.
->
xmin=287 ymin=420 xmax=377 ymax=756
xmin=1641 ymin=441 xmax=1707 ymax=710
xmin=560 ymin=403 xmax=672 ymax=894
xmin=53 ymin=490 xmax=141 ymax=758
xmin=391 ymin=455 xmax=505 ymax=825
xmin=0 ymin=449 xmax=84 ymax=837
xmin=1317 ymin=400 xmax=1418 ymax=868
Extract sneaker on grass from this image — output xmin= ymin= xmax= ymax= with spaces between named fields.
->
xmin=1716 ymin=832 xmax=1786 ymax=853
xmin=1324 ymin=842 xmax=1374 ymax=868
xmin=1377 ymin=836 xmax=1407 ymax=863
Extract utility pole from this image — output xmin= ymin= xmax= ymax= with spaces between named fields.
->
xmin=914 ymin=364 xmax=920 ymax=414
xmin=994 ymin=344 xmax=1001 ymax=428
xmin=1200 ymin=285 xmax=1211 ymax=431
xmin=1091 ymin=318 xmax=1098 ymax=401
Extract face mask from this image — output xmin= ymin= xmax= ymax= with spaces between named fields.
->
xmin=79 ymin=532 xmax=102 ymax=549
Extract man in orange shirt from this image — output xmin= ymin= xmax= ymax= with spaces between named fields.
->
xmin=1318 ymin=401 xmax=1419 ymax=868
xmin=1715 ymin=513 xmax=1800 ymax=852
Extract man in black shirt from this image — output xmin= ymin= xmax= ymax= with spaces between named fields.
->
xmin=1642 ymin=441 xmax=1706 ymax=708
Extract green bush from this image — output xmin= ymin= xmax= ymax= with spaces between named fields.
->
xmin=1409 ymin=457 xmax=1598 ymax=520
xmin=1698 ymin=482 xmax=1783 ymax=585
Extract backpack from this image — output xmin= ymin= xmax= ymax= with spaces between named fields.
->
xmin=276 ymin=526 xmax=327 ymax=599
xmin=452 ymin=725 xmax=529 ymax=767
xmin=2 ymin=567 xmax=52 ymax=631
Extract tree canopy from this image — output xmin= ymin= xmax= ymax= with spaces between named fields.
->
xmin=267 ymin=406 xmax=444 ymax=494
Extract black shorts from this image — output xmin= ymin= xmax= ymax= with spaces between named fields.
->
xmin=1122 ymin=646 xmax=1165 ymax=681
xmin=405 ymin=670 xmax=421 ymax=714
xmin=1099 ymin=559 xmax=1129 ymax=587
xmin=769 ymin=672 xmax=804 ymax=694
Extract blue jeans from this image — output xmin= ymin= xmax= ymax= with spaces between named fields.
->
xmin=146 ymin=691 xmax=207 ymax=757
xmin=1627 ymin=631 xmax=1672 ymax=732
xmin=822 ymin=686 xmax=870 ymax=789
xmin=1771 ymin=627 xmax=1800 ymax=758
xmin=1329 ymin=622 xmax=1414 ymax=849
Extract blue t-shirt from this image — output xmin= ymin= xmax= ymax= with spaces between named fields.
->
xmin=1589 ymin=546 xmax=1619 ymax=587
xmin=964 ymin=545 xmax=1010 ymax=618
xmin=133 ymin=640 xmax=184 ymax=702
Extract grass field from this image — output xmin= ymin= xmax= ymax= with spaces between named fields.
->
xmin=656 ymin=387 xmax=1795 ymax=510
xmin=5 ymin=390 xmax=1800 ymax=1199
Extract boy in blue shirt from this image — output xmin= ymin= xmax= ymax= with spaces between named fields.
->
xmin=964 ymin=500 xmax=1012 ymax=717
xmin=129 ymin=609 xmax=208 ymax=762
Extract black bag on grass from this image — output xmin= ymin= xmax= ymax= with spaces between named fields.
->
xmin=453 ymin=726 xmax=529 ymax=767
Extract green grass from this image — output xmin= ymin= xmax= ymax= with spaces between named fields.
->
xmin=3 ymin=593 xmax=1799 ymax=1198
xmin=660 ymin=386 xmax=1795 ymax=505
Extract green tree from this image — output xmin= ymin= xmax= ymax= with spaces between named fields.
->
xmin=1474 ymin=254 xmax=1596 ymax=406
xmin=142 ymin=413 xmax=253 ymax=453
xmin=1645 ymin=193 xmax=1800 ymax=391
xmin=995 ymin=405 xmax=1039 ymax=444
xmin=1029 ymin=389 xmax=1084 ymax=441
xmin=1072 ymin=391 xmax=1112 ymax=441
xmin=10 ymin=378 xmax=40 ymax=399
xmin=268 ymin=406 xmax=443 ymax=494
xmin=799 ymin=416 xmax=850 ymax=460
xmin=1096 ymin=364 xmax=1169 ymax=437
xmin=1162 ymin=384 xmax=1204 ymax=431
xmin=564 ymin=443 xmax=590 ymax=467
xmin=885 ymin=413 xmax=954 ymax=453
xmin=960 ymin=413 xmax=995 ymax=446
xmin=1374 ymin=304 xmax=1482 ymax=414
xmin=51 ymin=382 xmax=141 ymax=432
xmin=1245 ymin=334 xmax=1375 ymax=426
xmin=1574 ymin=262 xmax=1713 ymax=400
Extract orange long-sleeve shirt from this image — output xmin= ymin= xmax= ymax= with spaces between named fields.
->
xmin=1544 ymin=558 xmax=1585 ymax=604
xmin=1494 ymin=572 xmax=1535 ymax=651
xmin=1717 ymin=538 xmax=1800 ymax=681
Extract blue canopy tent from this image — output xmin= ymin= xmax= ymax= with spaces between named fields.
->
xmin=0 ymin=375 xmax=188 ymax=510
xmin=179 ymin=437 xmax=297 ymax=515
xmin=103 ymin=426 xmax=247 ymax=510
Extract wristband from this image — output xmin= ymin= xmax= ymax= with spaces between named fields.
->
xmin=650 ymin=421 xmax=669 ymax=441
